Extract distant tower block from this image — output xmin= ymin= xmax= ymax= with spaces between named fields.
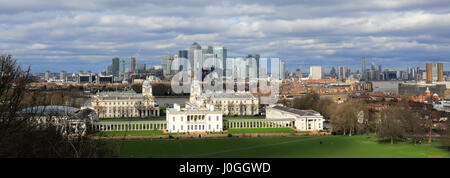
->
xmin=426 ymin=62 xmax=432 ymax=84
xmin=437 ymin=62 xmax=444 ymax=82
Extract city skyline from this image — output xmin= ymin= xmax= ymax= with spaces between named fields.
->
xmin=1 ymin=0 xmax=450 ymax=72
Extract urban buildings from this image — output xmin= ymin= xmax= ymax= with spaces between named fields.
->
xmin=438 ymin=62 xmax=444 ymax=82
xmin=44 ymin=70 xmax=51 ymax=81
xmin=189 ymin=80 xmax=259 ymax=116
xmin=309 ymin=65 xmax=322 ymax=80
xmin=362 ymin=57 xmax=366 ymax=81
xmin=112 ymin=57 xmax=120 ymax=77
xmin=90 ymin=77 xmax=160 ymax=118
xmin=130 ymin=57 xmax=136 ymax=73
xmin=427 ymin=62 xmax=432 ymax=84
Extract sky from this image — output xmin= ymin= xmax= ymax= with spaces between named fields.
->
xmin=0 ymin=0 xmax=449 ymax=73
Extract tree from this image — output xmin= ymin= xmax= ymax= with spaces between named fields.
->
xmin=442 ymin=122 xmax=450 ymax=150
xmin=292 ymin=93 xmax=320 ymax=110
xmin=329 ymin=100 xmax=366 ymax=136
xmin=378 ymin=106 xmax=407 ymax=144
xmin=0 ymin=54 xmax=112 ymax=157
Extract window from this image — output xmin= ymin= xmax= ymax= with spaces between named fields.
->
xmin=216 ymin=116 xmax=219 ymax=121
xmin=181 ymin=117 xmax=183 ymax=122
xmin=173 ymin=125 xmax=175 ymax=130
xmin=173 ymin=117 xmax=175 ymax=122
xmin=209 ymin=125 xmax=211 ymax=129
xmin=181 ymin=125 xmax=183 ymax=130
xmin=217 ymin=124 xmax=219 ymax=129
xmin=208 ymin=116 xmax=211 ymax=121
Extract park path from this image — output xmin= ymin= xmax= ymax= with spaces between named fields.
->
xmin=184 ymin=136 xmax=324 ymax=158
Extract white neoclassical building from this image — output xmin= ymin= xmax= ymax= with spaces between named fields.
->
xmin=166 ymin=103 xmax=223 ymax=133
xmin=189 ymin=80 xmax=259 ymax=116
xmin=90 ymin=78 xmax=160 ymax=118
xmin=266 ymin=105 xmax=324 ymax=131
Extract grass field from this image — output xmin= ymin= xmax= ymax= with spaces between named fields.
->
xmin=105 ymin=136 xmax=450 ymax=158
xmin=215 ymin=128 xmax=298 ymax=134
xmin=95 ymin=128 xmax=302 ymax=136
xmin=94 ymin=130 xmax=188 ymax=137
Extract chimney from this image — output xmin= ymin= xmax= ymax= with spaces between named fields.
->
xmin=174 ymin=103 xmax=181 ymax=111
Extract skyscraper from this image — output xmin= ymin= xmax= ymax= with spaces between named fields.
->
xmin=162 ymin=54 xmax=174 ymax=76
xmin=112 ymin=57 xmax=120 ymax=77
xmin=130 ymin=57 xmax=136 ymax=73
xmin=44 ymin=70 xmax=51 ymax=81
xmin=137 ymin=64 xmax=146 ymax=74
xmin=279 ymin=60 xmax=286 ymax=80
xmin=119 ymin=59 xmax=125 ymax=74
xmin=338 ymin=66 xmax=346 ymax=81
xmin=59 ymin=70 xmax=67 ymax=81
xmin=426 ymin=62 xmax=432 ymax=84
xmin=437 ymin=62 xmax=444 ymax=82
xmin=189 ymin=42 xmax=201 ymax=75
xmin=361 ymin=57 xmax=366 ymax=81
xmin=213 ymin=46 xmax=227 ymax=77
xmin=310 ymin=66 xmax=322 ymax=80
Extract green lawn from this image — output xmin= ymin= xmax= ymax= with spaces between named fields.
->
xmin=105 ymin=136 xmax=450 ymax=158
xmin=220 ymin=128 xmax=298 ymax=134
xmin=94 ymin=130 xmax=186 ymax=137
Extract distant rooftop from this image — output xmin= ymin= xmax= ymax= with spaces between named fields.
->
xmin=272 ymin=105 xmax=321 ymax=116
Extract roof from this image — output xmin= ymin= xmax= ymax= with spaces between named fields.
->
xmin=199 ymin=92 xmax=256 ymax=99
xmin=271 ymin=105 xmax=321 ymax=116
xmin=20 ymin=106 xmax=80 ymax=116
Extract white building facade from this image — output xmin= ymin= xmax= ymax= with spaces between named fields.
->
xmin=166 ymin=103 xmax=223 ymax=133
xmin=309 ymin=65 xmax=322 ymax=80
xmin=266 ymin=105 xmax=324 ymax=131
xmin=90 ymin=77 xmax=160 ymax=118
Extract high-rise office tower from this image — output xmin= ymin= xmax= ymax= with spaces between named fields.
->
xmin=137 ymin=64 xmax=146 ymax=74
xmin=162 ymin=54 xmax=174 ymax=76
xmin=189 ymin=42 xmax=201 ymax=76
xmin=107 ymin=65 xmax=112 ymax=75
xmin=119 ymin=59 xmax=125 ymax=74
xmin=295 ymin=68 xmax=302 ymax=79
xmin=59 ymin=70 xmax=67 ymax=81
xmin=310 ymin=65 xmax=322 ymax=80
xmin=345 ymin=67 xmax=351 ymax=79
xmin=426 ymin=62 xmax=432 ymax=84
xmin=245 ymin=54 xmax=260 ymax=78
xmin=280 ymin=60 xmax=286 ymax=80
xmin=213 ymin=46 xmax=227 ymax=77
xmin=437 ymin=62 xmax=444 ymax=82
xmin=338 ymin=66 xmax=346 ymax=81
xmin=112 ymin=57 xmax=120 ymax=77
xmin=178 ymin=50 xmax=188 ymax=60
xmin=44 ymin=70 xmax=51 ymax=81
xmin=130 ymin=57 xmax=136 ymax=73
xmin=361 ymin=57 xmax=366 ymax=81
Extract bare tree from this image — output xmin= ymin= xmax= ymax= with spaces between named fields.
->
xmin=0 ymin=54 xmax=112 ymax=158
xmin=378 ymin=106 xmax=408 ymax=144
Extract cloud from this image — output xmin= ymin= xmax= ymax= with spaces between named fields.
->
xmin=28 ymin=43 xmax=49 ymax=50
xmin=0 ymin=0 xmax=449 ymax=72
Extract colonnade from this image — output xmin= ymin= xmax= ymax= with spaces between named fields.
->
xmin=92 ymin=121 xmax=167 ymax=131
xmin=224 ymin=119 xmax=295 ymax=129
